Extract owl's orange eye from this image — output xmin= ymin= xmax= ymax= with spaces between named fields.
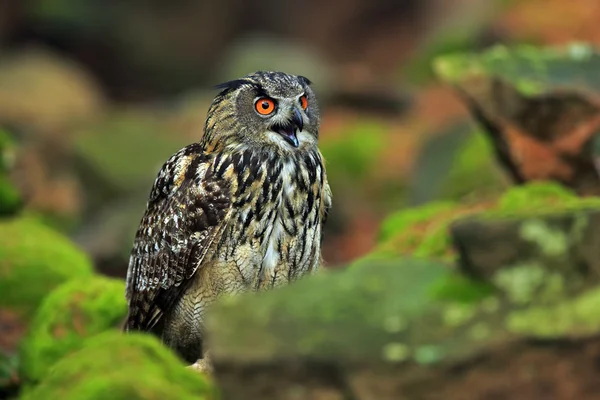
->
xmin=300 ymin=95 xmax=308 ymax=110
xmin=255 ymin=98 xmax=276 ymax=115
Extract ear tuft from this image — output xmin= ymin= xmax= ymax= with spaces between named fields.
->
xmin=214 ymin=79 xmax=251 ymax=96
xmin=298 ymin=76 xmax=312 ymax=86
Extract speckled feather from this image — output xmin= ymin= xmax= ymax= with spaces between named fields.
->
xmin=124 ymin=71 xmax=332 ymax=363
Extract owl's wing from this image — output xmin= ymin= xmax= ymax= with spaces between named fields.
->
xmin=124 ymin=144 xmax=232 ymax=332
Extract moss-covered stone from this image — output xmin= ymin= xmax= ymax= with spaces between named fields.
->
xmin=378 ymin=201 xmax=456 ymax=243
xmin=73 ymin=109 xmax=188 ymax=193
xmin=207 ymin=258 xmax=504 ymax=366
xmin=21 ymin=331 xmax=215 ymax=400
xmin=434 ymin=42 xmax=600 ymax=94
xmin=505 ymin=286 xmax=600 ymax=338
xmin=374 ymin=201 xmax=474 ymax=262
xmin=440 ymin=131 xmax=507 ymax=201
xmin=372 ymin=182 xmax=600 ymax=263
xmin=20 ymin=276 xmax=128 ymax=382
xmin=319 ymin=120 xmax=386 ymax=185
xmin=491 ymin=181 xmax=600 ymax=215
xmin=0 ymin=217 xmax=93 ymax=318
xmin=0 ymin=47 xmax=105 ymax=132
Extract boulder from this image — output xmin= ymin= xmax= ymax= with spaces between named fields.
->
xmin=21 ymin=331 xmax=215 ymax=400
xmin=19 ymin=275 xmax=127 ymax=382
xmin=0 ymin=217 xmax=93 ymax=319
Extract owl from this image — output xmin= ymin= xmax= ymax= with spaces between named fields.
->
xmin=124 ymin=71 xmax=332 ymax=371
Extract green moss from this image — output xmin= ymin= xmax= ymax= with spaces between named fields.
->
xmin=378 ymin=201 xmax=456 ymax=243
xmin=0 ymin=217 xmax=93 ymax=318
xmin=429 ymin=274 xmax=496 ymax=304
xmin=483 ymin=182 xmax=600 ymax=219
xmin=0 ymin=175 xmax=21 ymax=216
xmin=376 ymin=201 xmax=469 ymax=262
xmin=434 ymin=42 xmax=600 ymax=93
xmin=20 ymin=276 xmax=128 ymax=382
xmin=440 ymin=131 xmax=506 ymax=201
xmin=506 ymin=286 xmax=600 ymax=338
xmin=207 ymin=258 xmax=450 ymax=362
xmin=21 ymin=331 xmax=215 ymax=400
xmin=320 ymin=120 xmax=386 ymax=184
xmin=498 ymin=181 xmax=576 ymax=211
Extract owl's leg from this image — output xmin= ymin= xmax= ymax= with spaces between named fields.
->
xmin=187 ymin=351 xmax=213 ymax=374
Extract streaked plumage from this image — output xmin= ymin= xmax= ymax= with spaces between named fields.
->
xmin=124 ymin=71 xmax=332 ymax=368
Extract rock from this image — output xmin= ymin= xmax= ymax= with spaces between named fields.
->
xmin=0 ymin=217 xmax=93 ymax=319
xmin=72 ymin=108 xmax=187 ymax=193
xmin=319 ymin=120 xmax=386 ymax=187
xmin=21 ymin=331 xmax=215 ymax=400
xmin=434 ymin=43 xmax=600 ymax=196
xmin=439 ymin=129 xmax=508 ymax=200
xmin=204 ymin=186 xmax=600 ymax=399
xmin=407 ymin=121 xmax=507 ymax=205
xmin=366 ymin=200 xmax=474 ymax=263
xmin=371 ymin=182 xmax=600 ymax=264
xmin=0 ymin=47 xmax=105 ymax=134
xmin=19 ymin=275 xmax=127 ymax=383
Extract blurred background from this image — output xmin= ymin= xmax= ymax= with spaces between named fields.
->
xmin=0 ymin=0 xmax=597 ymax=277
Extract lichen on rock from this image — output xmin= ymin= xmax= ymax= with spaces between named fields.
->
xmin=19 ymin=275 xmax=128 ymax=383
xmin=0 ymin=217 xmax=93 ymax=319
xmin=20 ymin=331 xmax=215 ymax=400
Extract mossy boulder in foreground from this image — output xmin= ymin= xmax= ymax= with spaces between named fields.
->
xmin=20 ymin=276 xmax=128 ymax=382
xmin=205 ymin=183 xmax=600 ymax=399
xmin=0 ymin=217 xmax=94 ymax=319
xmin=371 ymin=182 xmax=600 ymax=263
xmin=21 ymin=332 xmax=215 ymax=400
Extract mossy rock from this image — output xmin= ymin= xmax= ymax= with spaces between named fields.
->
xmin=73 ymin=109 xmax=188 ymax=193
xmin=0 ymin=217 xmax=94 ymax=318
xmin=0 ymin=47 xmax=105 ymax=132
xmin=207 ymin=257 xmax=503 ymax=372
xmin=21 ymin=331 xmax=215 ymax=400
xmin=434 ymin=42 xmax=600 ymax=94
xmin=20 ymin=276 xmax=128 ymax=383
xmin=373 ymin=201 xmax=475 ymax=262
xmin=319 ymin=120 xmax=386 ymax=185
xmin=440 ymin=131 xmax=507 ymax=201
xmin=490 ymin=181 xmax=600 ymax=216
xmin=373 ymin=182 xmax=600 ymax=263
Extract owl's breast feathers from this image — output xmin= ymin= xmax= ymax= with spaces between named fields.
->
xmin=125 ymin=143 xmax=331 ymax=332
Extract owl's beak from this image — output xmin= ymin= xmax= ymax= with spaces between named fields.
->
xmin=274 ymin=107 xmax=303 ymax=148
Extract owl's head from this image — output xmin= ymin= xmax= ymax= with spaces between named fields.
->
xmin=201 ymin=71 xmax=320 ymax=153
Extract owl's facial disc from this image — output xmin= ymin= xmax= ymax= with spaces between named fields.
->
xmin=270 ymin=106 xmax=303 ymax=148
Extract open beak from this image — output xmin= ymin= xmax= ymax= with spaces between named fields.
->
xmin=274 ymin=107 xmax=304 ymax=148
